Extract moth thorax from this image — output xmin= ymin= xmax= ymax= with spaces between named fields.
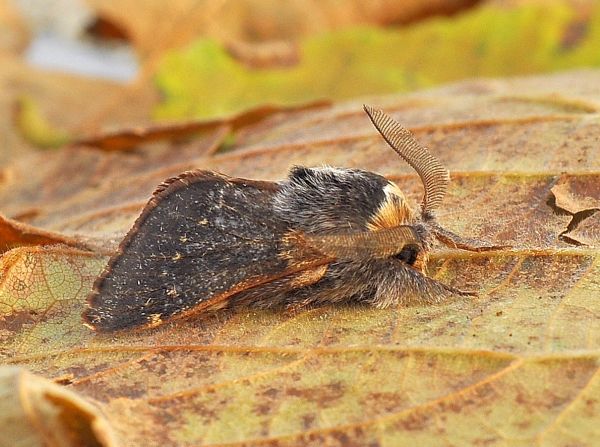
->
xmin=367 ymin=183 xmax=415 ymax=231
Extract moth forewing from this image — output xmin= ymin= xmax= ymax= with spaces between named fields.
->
xmin=83 ymin=171 xmax=333 ymax=332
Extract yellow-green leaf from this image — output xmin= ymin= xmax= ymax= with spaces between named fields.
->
xmin=155 ymin=1 xmax=600 ymax=119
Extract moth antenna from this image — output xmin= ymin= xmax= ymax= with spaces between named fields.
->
xmin=430 ymin=221 xmax=509 ymax=252
xmin=363 ymin=105 xmax=450 ymax=218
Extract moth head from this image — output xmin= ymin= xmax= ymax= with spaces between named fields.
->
xmin=363 ymin=105 xmax=475 ymax=264
xmin=302 ymin=107 xmax=498 ymax=272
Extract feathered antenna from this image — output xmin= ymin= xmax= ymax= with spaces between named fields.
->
xmin=363 ymin=105 xmax=450 ymax=218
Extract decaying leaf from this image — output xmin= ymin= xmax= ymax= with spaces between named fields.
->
xmin=0 ymin=214 xmax=92 ymax=254
xmin=0 ymin=53 xmax=158 ymax=165
xmin=85 ymin=0 xmax=479 ymax=63
xmin=14 ymin=96 xmax=72 ymax=149
xmin=551 ymin=175 xmax=600 ymax=214
xmin=154 ymin=2 xmax=600 ymax=119
xmin=551 ymin=174 xmax=600 ymax=246
xmin=0 ymin=366 xmax=117 ymax=447
xmin=73 ymin=100 xmax=329 ymax=152
xmin=0 ymin=0 xmax=29 ymax=54
xmin=1 ymin=69 xmax=600 ymax=445
xmin=564 ymin=212 xmax=600 ymax=246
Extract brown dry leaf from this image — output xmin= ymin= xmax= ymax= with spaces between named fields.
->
xmin=0 ymin=0 xmax=28 ymax=54
xmin=551 ymin=175 xmax=600 ymax=214
xmin=565 ymin=212 xmax=600 ymax=246
xmin=0 ymin=214 xmax=92 ymax=254
xmin=0 ymin=366 xmax=117 ymax=447
xmin=551 ymin=174 xmax=600 ymax=246
xmin=86 ymin=0 xmax=478 ymax=63
xmin=0 ymin=3 xmax=158 ymax=162
xmin=0 ymin=53 xmax=158 ymax=164
xmin=1 ymin=69 xmax=600 ymax=445
xmin=73 ymin=100 xmax=330 ymax=152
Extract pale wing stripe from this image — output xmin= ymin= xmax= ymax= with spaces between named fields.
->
xmin=305 ymin=226 xmax=421 ymax=260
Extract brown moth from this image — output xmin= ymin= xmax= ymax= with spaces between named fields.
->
xmin=84 ymin=105 xmax=501 ymax=332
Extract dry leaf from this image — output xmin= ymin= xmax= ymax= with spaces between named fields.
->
xmin=154 ymin=1 xmax=600 ymax=119
xmin=0 ymin=0 xmax=29 ymax=54
xmin=551 ymin=175 xmax=600 ymax=214
xmin=73 ymin=101 xmax=330 ymax=152
xmin=0 ymin=214 xmax=91 ymax=254
xmin=551 ymin=174 xmax=600 ymax=246
xmin=0 ymin=366 xmax=117 ymax=447
xmin=14 ymin=96 xmax=72 ymax=149
xmin=0 ymin=53 xmax=158 ymax=163
xmin=85 ymin=0 xmax=478 ymax=62
xmin=564 ymin=212 xmax=600 ymax=246
xmin=1 ymin=70 xmax=600 ymax=445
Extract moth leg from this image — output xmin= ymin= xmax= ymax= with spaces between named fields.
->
xmin=283 ymin=259 xmax=474 ymax=311
xmin=283 ymin=300 xmax=316 ymax=316
xmin=282 ymin=261 xmax=373 ymax=309
xmin=367 ymin=259 xmax=475 ymax=308
xmin=431 ymin=223 xmax=508 ymax=252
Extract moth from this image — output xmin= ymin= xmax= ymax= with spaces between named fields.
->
xmin=84 ymin=105 xmax=499 ymax=332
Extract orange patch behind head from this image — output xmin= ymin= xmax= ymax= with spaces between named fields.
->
xmin=367 ymin=183 xmax=415 ymax=231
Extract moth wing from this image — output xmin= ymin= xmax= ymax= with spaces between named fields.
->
xmin=84 ymin=170 xmax=330 ymax=332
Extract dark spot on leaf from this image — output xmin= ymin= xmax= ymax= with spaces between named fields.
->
xmin=0 ymin=310 xmax=36 ymax=332
xmin=286 ymin=381 xmax=345 ymax=406
xmin=560 ymin=19 xmax=588 ymax=51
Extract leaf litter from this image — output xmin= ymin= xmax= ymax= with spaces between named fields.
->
xmin=1 ymin=70 xmax=600 ymax=445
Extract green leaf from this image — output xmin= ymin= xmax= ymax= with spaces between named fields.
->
xmin=155 ymin=1 xmax=600 ymax=120
xmin=15 ymin=96 xmax=72 ymax=149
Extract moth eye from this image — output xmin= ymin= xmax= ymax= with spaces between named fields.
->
xmin=394 ymin=244 xmax=420 ymax=266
